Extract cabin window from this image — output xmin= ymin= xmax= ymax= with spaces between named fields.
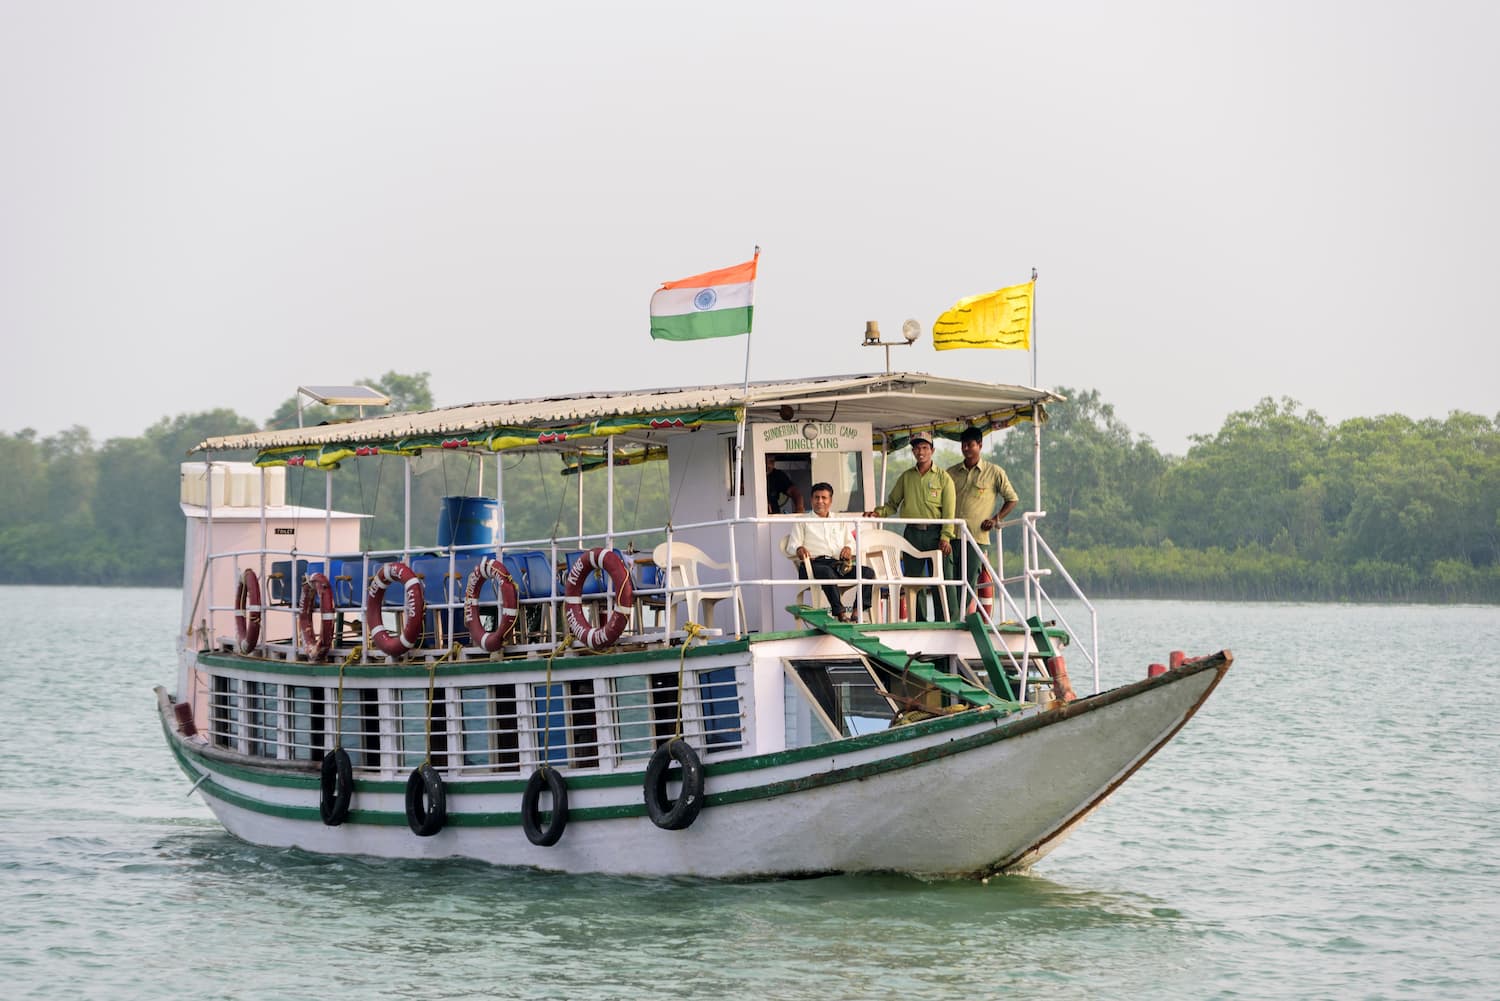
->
xmin=612 ymin=675 xmax=654 ymax=763
xmin=568 ymin=680 xmax=600 ymax=769
xmin=211 ymin=675 xmax=240 ymax=750
xmin=784 ymin=657 xmax=897 ymax=744
xmin=287 ymin=685 xmax=324 ymax=761
xmin=245 ymin=681 xmax=278 ymax=757
xmin=697 ymin=667 xmax=742 ymax=750
xmin=532 ymin=682 xmax=569 ymax=765
xmin=331 ymin=688 xmax=379 ymax=768
xmin=396 ymin=686 xmax=448 ymax=770
xmin=458 ymin=684 xmax=520 ymax=772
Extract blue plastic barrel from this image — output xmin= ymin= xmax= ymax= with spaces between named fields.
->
xmin=437 ymin=496 xmax=499 ymax=548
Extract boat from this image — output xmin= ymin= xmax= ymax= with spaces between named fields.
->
xmin=157 ymin=370 xmax=1231 ymax=878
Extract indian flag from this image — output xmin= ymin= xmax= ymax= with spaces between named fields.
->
xmin=649 ymin=252 xmax=758 ymax=341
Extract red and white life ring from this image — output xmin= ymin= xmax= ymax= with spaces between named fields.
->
xmin=298 ymin=572 xmax=335 ymax=662
xmin=234 ymin=568 xmax=262 ymax=655
xmin=463 ymin=559 xmax=519 ymax=652
xmin=563 ymin=548 xmax=634 ymax=651
xmin=364 ymin=561 xmax=426 ymax=657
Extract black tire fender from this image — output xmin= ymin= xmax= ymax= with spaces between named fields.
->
xmin=319 ymin=747 xmax=353 ymax=826
xmin=521 ymin=766 xmax=569 ymax=847
xmin=404 ymin=762 xmax=446 ymax=837
xmin=644 ymin=739 xmax=704 ymax=831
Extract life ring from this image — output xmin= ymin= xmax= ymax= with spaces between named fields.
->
xmin=364 ymin=561 xmax=425 ymax=657
xmin=404 ymin=762 xmax=446 ymax=836
xmin=521 ymin=766 xmax=569 ymax=846
xmin=233 ymin=568 xmax=261 ymax=655
xmin=464 ymin=559 xmax=519 ymax=652
xmin=644 ymin=738 xmax=704 ymax=831
xmin=320 ymin=747 xmax=353 ymax=826
xmin=298 ymin=572 xmax=336 ymax=662
xmin=563 ymin=548 xmax=634 ymax=650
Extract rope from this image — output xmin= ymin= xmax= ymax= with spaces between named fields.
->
xmin=333 ymin=644 xmax=363 ymax=752
xmin=539 ymin=638 xmax=572 ymax=771
xmin=673 ymin=621 xmax=706 ymax=739
xmin=422 ymin=642 xmax=463 ymax=767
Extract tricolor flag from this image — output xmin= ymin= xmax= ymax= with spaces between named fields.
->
xmin=649 ymin=252 xmax=758 ymax=341
xmin=932 ymin=280 xmax=1034 ymax=351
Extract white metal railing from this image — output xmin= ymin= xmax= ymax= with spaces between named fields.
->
xmin=204 ymin=671 xmax=747 ymax=777
xmin=197 ymin=506 xmax=1098 ymax=694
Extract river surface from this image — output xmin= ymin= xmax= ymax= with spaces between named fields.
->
xmin=1 ymin=587 xmax=1496 ymax=1000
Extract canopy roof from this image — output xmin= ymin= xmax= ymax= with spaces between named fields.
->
xmin=193 ymin=372 xmax=1063 ymax=469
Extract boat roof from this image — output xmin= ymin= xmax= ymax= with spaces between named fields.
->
xmin=193 ymin=372 xmax=1063 ymax=467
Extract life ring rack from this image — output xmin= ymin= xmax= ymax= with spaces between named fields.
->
xmin=562 ymin=548 xmax=634 ymax=651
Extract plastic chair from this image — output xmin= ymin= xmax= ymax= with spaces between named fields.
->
xmin=858 ymin=528 xmax=950 ymax=622
xmin=781 ymin=534 xmax=861 ymax=617
xmin=651 ymin=541 xmax=744 ymax=635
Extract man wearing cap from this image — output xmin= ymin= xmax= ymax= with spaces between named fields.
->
xmin=948 ymin=426 xmax=1019 ymax=616
xmin=864 ymin=431 xmax=955 ymax=621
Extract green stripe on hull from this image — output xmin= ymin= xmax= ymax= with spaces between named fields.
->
xmin=162 ymin=701 xmax=1025 ymax=828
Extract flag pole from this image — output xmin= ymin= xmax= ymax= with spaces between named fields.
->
xmin=1030 ymin=267 xmax=1041 ymax=514
xmin=731 ymin=246 xmax=760 ymax=523
xmin=727 ymin=246 xmax=759 ymax=637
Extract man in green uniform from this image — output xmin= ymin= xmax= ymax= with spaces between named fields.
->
xmin=947 ymin=425 xmax=1018 ymax=616
xmin=864 ymin=431 xmax=955 ymax=621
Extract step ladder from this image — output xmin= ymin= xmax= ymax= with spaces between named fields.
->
xmin=790 ymin=606 xmax=1015 ymax=709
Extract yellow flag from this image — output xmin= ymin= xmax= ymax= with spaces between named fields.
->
xmin=932 ymin=280 xmax=1033 ymax=351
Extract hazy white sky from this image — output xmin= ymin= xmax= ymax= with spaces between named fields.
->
xmin=3 ymin=1 xmax=1496 ymax=455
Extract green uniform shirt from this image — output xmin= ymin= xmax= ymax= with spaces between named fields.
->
xmin=874 ymin=465 xmax=956 ymax=540
xmin=947 ymin=459 xmax=1018 ymax=537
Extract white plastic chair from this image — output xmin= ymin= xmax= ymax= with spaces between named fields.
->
xmin=782 ymin=534 xmax=864 ymax=619
xmin=651 ymin=541 xmax=744 ymax=635
xmin=858 ymin=528 xmax=950 ymax=622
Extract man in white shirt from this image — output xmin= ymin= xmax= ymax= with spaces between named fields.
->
xmin=791 ymin=482 xmax=875 ymax=622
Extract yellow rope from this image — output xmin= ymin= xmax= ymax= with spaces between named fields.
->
xmin=673 ymin=622 xmax=706 ymax=739
xmin=333 ymin=644 xmax=362 ymax=752
xmin=422 ymin=643 xmax=462 ymax=767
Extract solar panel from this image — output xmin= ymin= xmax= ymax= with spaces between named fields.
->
xmin=297 ymin=385 xmax=392 ymax=406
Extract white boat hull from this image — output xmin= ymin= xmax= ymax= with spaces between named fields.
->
xmin=159 ymin=656 xmax=1226 ymax=879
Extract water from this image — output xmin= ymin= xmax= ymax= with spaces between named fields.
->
xmin=1 ymin=586 xmax=1497 ymax=1000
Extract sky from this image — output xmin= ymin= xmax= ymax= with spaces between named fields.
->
xmin=3 ymin=1 xmax=1496 ymax=456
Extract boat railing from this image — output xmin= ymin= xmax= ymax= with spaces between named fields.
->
xmin=1018 ymin=511 xmax=1100 ymax=694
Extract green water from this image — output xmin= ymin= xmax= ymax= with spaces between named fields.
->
xmin=2 ymin=587 xmax=1496 ymax=999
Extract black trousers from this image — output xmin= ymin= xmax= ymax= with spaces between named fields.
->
xmin=802 ymin=556 xmax=875 ymax=614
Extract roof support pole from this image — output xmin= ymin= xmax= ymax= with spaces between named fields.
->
xmin=606 ymin=435 xmax=615 ymax=549
xmin=495 ymin=453 xmax=506 ymax=547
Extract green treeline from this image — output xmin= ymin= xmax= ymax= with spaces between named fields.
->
xmin=987 ymin=390 xmax=1500 ymax=603
xmin=0 ymin=372 xmax=672 ymax=587
xmin=2 ymin=376 xmax=1497 ymax=602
